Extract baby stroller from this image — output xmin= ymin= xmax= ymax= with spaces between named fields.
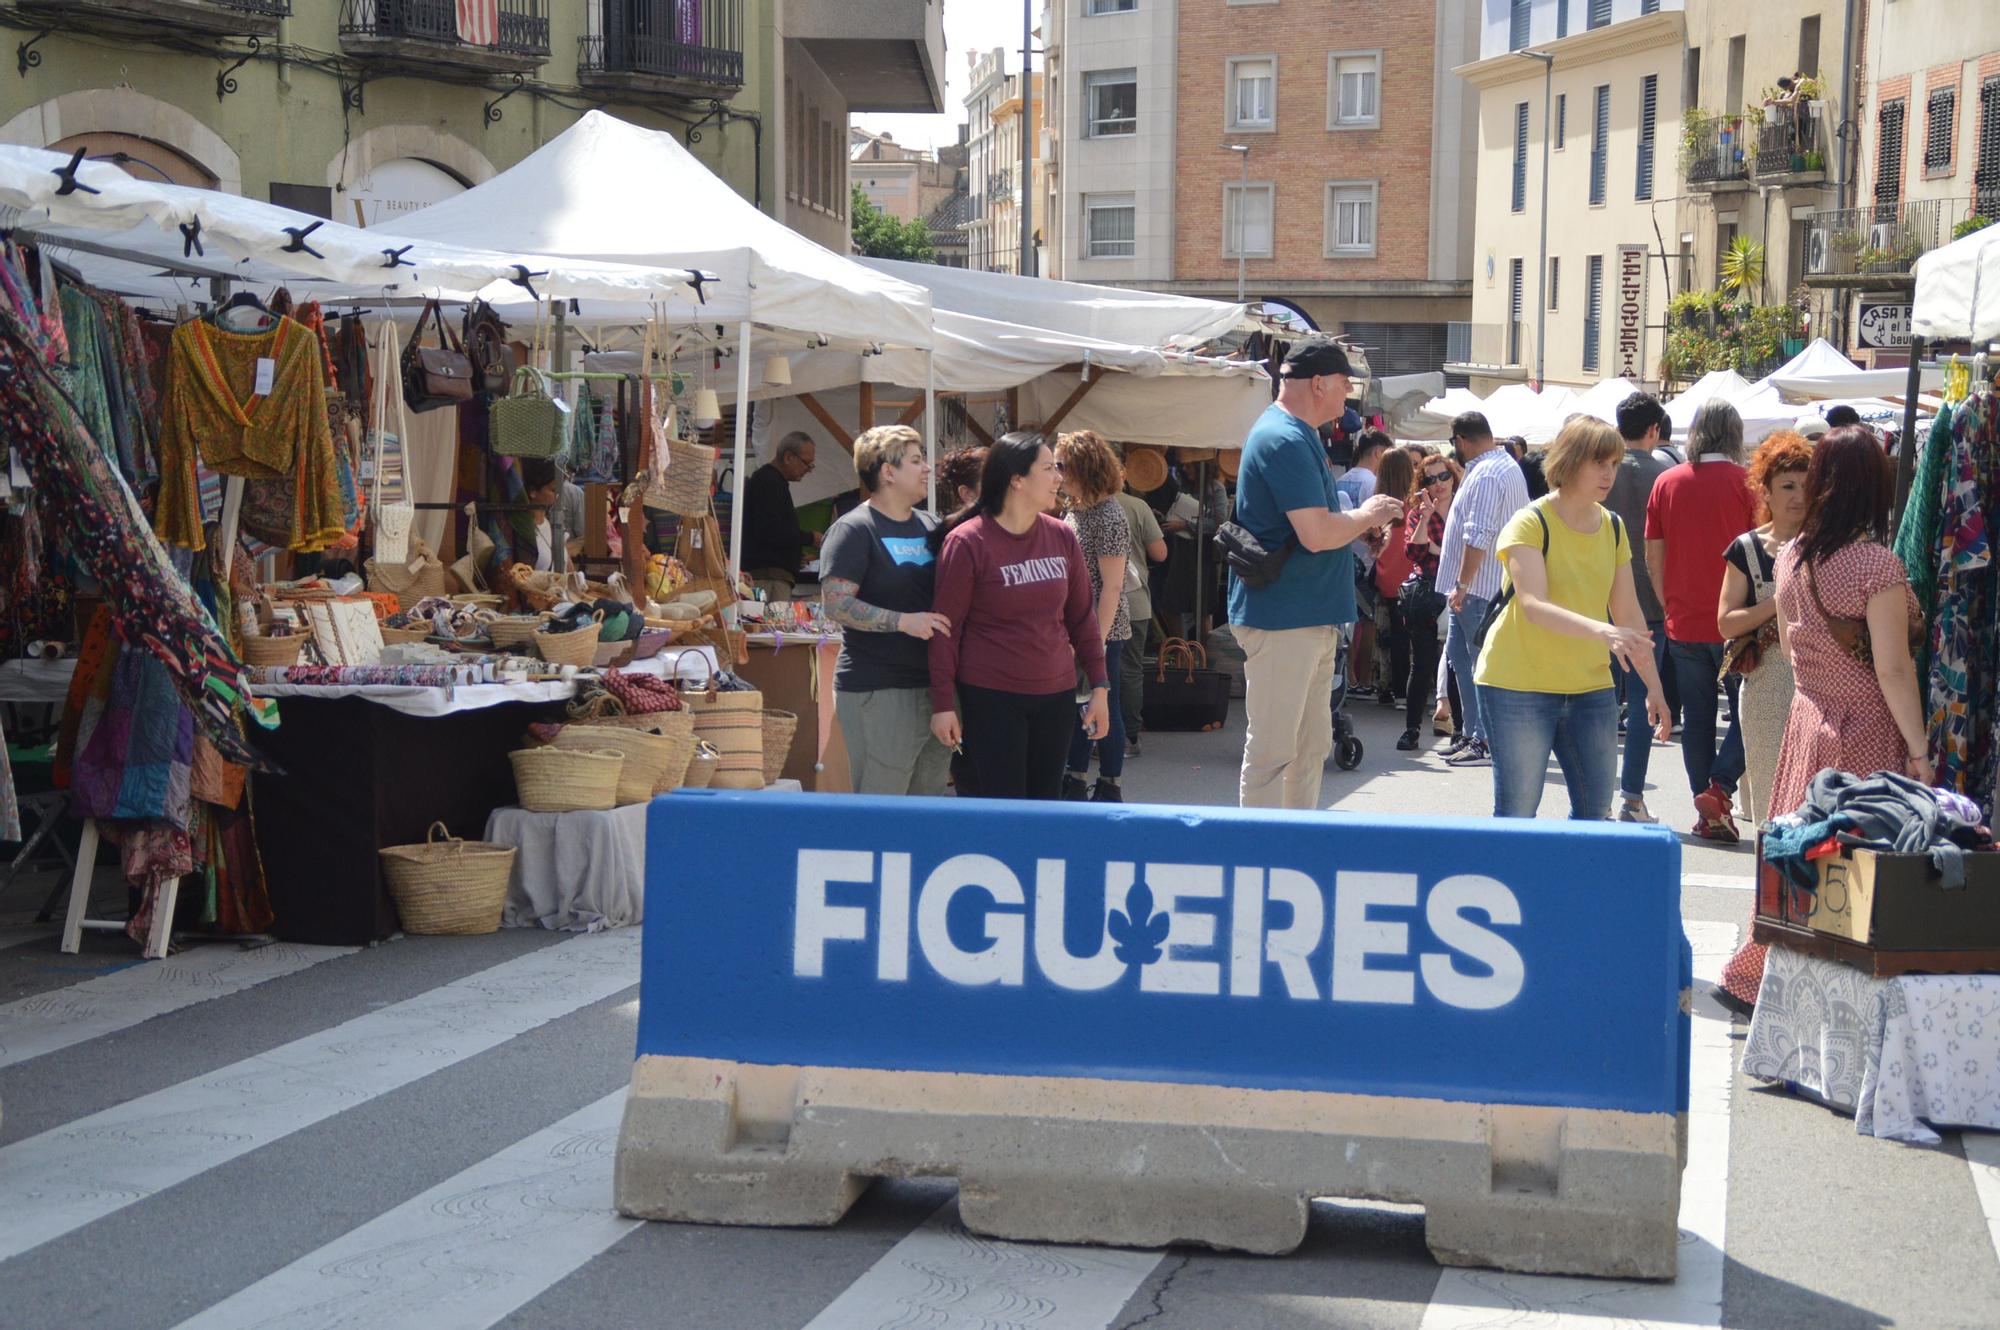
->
xmin=1329 ymin=622 xmax=1363 ymax=770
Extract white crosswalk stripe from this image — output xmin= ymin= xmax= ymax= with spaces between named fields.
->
xmin=0 ymin=929 xmax=638 ymax=1264
xmin=174 ymin=1090 xmax=637 ymax=1330
xmin=0 ymin=940 xmax=354 ymax=1069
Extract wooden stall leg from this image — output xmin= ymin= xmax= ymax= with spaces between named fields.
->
xmin=143 ymin=877 xmax=180 ymax=960
xmin=60 ymin=818 xmax=100 ymax=954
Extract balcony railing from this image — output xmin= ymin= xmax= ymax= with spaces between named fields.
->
xmin=340 ymin=0 xmax=550 ymax=61
xmin=1806 ymin=200 xmax=1959 ymax=282
xmin=1755 ymin=102 xmax=1827 ymax=180
xmin=986 ymin=169 xmax=1014 ymax=198
xmin=577 ymin=0 xmax=744 ymax=94
xmin=1685 ymin=118 xmax=1751 ymax=187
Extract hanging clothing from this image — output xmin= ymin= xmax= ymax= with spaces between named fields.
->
xmin=154 ymin=315 xmax=346 ymax=553
xmin=1926 ymin=392 xmax=2000 ymax=816
xmin=1893 ymin=402 xmax=1955 ymax=702
xmin=57 ymin=286 xmax=122 ymax=478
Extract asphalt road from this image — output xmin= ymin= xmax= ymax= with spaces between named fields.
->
xmin=0 ymin=685 xmax=1995 ymax=1328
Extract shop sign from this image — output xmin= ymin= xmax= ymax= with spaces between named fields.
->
xmin=1614 ymin=245 xmax=1649 ymax=381
xmin=638 ymin=794 xmax=1689 ymax=1115
xmin=1857 ymin=300 xmax=1912 ymax=349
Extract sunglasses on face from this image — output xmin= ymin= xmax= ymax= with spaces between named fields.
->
xmin=1423 ymin=471 xmax=1451 ymax=484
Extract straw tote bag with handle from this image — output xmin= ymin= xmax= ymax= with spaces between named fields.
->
xmin=370 ymin=320 xmax=417 ymax=566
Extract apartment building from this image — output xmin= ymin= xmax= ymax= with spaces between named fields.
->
xmin=1040 ymin=0 xmax=1178 ymax=285
xmin=1170 ymin=0 xmax=1476 ymax=374
xmin=0 ymin=1 xmax=942 ymax=255
xmin=1454 ymin=0 xmax=1685 ymax=391
xmin=851 ymin=127 xmax=961 ymax=225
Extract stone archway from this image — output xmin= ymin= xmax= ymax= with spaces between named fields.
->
xmin=328 ymin=125 xmax=495 ymax=205
xmin=0 ymin=88 xmax=241 ymax=194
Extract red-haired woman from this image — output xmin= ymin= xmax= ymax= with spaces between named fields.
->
xmin=1717 ymin=427 xmax=1928 ymax=1012
xmin=1716 ymin=430 xmax=1814 ymax=826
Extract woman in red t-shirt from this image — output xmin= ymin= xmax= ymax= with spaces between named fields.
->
xmin=928 ymin=433 xmax=1111 ymax=799
xmin=1396 ymin=448 xmax=1461 ymax=750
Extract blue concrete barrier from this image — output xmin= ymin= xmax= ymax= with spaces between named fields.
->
xmin=617 ymin=792 xmax=1689 ymax=1278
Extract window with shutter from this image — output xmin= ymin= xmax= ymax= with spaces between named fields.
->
xmin=1926 ymin=87 xmax=1957 ymax=176
xmin=1637 ymin=75 xmax=1658 ymax=199
xmin=1591 ymin=85 xmax=1610 ymax=205
xmin=1640 ymin=0 xmax=1660 ymax=14
xmin=1509 ymin=0 xmax=1530 ymax=52
xmin=1556 ymin=93 xmax=1567 ymax=150
xmin=1509 ymin=259 xmax=1525 ymax=365
xmin=1583 ymin=255 xmax=1604 ymax=374
xmin=1513 ymin=102 xmax=1529 ymax=212
xmin=1589 ymin=0 xmax=1612 ymax=29
xmin=1557 ymin=0 xmax=1568 ymax=39
xmin=1978 ymin=78 xmax=2000 ymax=216
xmin=1877 ymin=99 xmax=1906 ymax=206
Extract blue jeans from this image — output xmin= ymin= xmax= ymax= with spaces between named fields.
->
xmin=1610 ymin=618 xmax=1670 ymax=800
xmin=1068 ymin=659 xmax=1126 ymax=778
xmin=1480 ymin=685 xmax=1620 ymax=819
xmin=1443 ymin=594 xmax=1494 ymax=742
xmin=1668 ymin=639 xmax=1745 ymax=797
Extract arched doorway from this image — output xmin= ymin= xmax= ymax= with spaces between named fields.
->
xmin=49 ymin=131 xmax=219 ymax=190
xmin=340 ymin=157 xmax=472 ymax=229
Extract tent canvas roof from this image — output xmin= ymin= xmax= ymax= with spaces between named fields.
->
xmin=1915 ymin=222 xmax=2000 ymax=344
xmin=1571 ymin=378 xmax=1640 ymax=425
xmin=380 ymin=111 xmax=932 ymax=349
xmin=861 ymin=257 xmax=1248 ymax=350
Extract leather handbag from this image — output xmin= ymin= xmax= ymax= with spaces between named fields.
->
xmin=1805 ymin=548 xmax=1922 ymax=669
xmin=1397 ymin=567 xmax=1449 ymax=629
xmin=1141 ymin=637 xmax=1233 ymax=733
xmin=402 ymin=299 xmax=474 ymax=412
xmin=463 ymin=300 xmax=517 ymax=399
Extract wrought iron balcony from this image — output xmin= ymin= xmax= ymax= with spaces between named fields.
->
xmin=1804 ymin=199 xmax=1960 ymax=288
xmin=1685 ymin=118 xmax=1751 ymax=189
xmin=340 ymin=0 xmax=550 ymax=74
xmin=577 ymin=0 xmax=745 ymax=97
xmin=21 ymin=0 xmax=288 ymax=37
xmin=1754 ymin=102 xmax=1828 ymax=182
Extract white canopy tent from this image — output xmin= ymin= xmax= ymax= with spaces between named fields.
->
xmin=861 ymin=257 xmax=1250 ymax=351
xmin=1665 ymin=370 xmax=1753 ymax=434
xmin=1914 ymin=222 xmax=2000 ymax=345
xmin=1571 ymin=378 xmax=1641 ymax=425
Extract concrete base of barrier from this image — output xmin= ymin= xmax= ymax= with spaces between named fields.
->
xmin=615 ymin=1054 xmax=1686 ymax=1280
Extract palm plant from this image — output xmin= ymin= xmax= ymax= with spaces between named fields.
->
xmin=1720 ymin=236 xmax=1767 ymax=302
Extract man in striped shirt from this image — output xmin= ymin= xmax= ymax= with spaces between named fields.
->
xmin=1435 ymin=411 xmax=1530 ymax=767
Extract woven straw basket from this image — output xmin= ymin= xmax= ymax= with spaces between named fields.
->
xmin=534 ymin=613 xmax=603 ymax=668
xmin=378 ymin=822 xmax=515 ymax=935
xmin=568 ymin=712 xmax=695 ymax=794
xmin=510 ymin=745 xmax=622 ymax=812
xmin=1218 ymin=449 xmax=1241 ymax=480
xmin=366 ymin=552 xmax=448 ymax=612
xmin=486 ymin=615 xmax=549 ymax=651
xmin=681 ymin=742 xmax=719 ymax=788
xmin=452 ymin=593 xmax=504 ymax=610
xmin=552 ymin=725 xmax=688 ymax=803
xmin=760 ymin=710 xmax=798 ymax=785
xmin=379 ymin=624 xmax=430 ymax=646
xmin=1175 ymin=446 xmax=1219 ymax=464
xmin=687 ymin=687 xmax=764 ymax=788
xmin=1124 ymin=446 xmax=1168 ymax=492
xmin=243 ymin=634 xmax=304 ymax=668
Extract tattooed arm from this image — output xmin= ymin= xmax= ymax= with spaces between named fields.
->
xmin=823 ymin=577 xmax=951 ymax=640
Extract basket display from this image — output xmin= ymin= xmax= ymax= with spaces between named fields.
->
xmin=534 ymin=613 xmax=603 ymax=668
xmin=378 ymin=624 xmax=431 ymax=646
xmin=1174 ymin=446 xmax=1219 ymax=465
xmin=243 ymin=634 xmax=305 ymax=668
xmin=760 ymin=709 xmax=798 ymax=785
xmin=451 ymin=593 xmax=504 ymax=610
xmin=686 ymin=687 xmax=764 ymax=789
xmin=552 ymin=724 xmax=690 ymax=802
xmin=1124 ymin=446 xmax=1168 ymax=493
xmin=509 ymin=745 xmax=622 ymax=812
xmin=366 ymin=544 xmax=449 ymax=611
xmin=378 ymin=822 xmax=516 ymax=935
xmin=486 ymin=615 xmax=549 ymax=650
xmin=659 ymin=436 xmax=717 ymax=517
xmin=681 ymin=741 xmax=719 ymax=788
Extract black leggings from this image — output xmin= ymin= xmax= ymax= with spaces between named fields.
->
xmin=957 ymin=681 xmax=1077 ymax=800
xmin=1406 ymin=613 xmax=1443 ymax=733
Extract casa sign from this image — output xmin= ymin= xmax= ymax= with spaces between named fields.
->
xmin=1857 ymin=300 xmax=1912 ymax=349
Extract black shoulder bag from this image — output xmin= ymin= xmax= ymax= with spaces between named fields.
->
xmin=1216 ymin=521 xmax=1295 ymax=589
xmin=1472 ymin=505 xmax=1626 ymax=653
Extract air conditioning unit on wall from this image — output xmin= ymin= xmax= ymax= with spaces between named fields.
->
xmin=1869 ymin=222 xmax=1897 ymax=250
xmin=1807 ymin=228 xmax=1830 ymax=274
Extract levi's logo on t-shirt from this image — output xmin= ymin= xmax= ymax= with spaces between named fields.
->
xmin=883 ymin=537 xmax=934 ymax=568
xmin=997 ymin=556 xmax=1068 ymax=588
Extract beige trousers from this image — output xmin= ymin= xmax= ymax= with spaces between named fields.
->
xmin=1237 ymin=623 xmax=1342 ymax=810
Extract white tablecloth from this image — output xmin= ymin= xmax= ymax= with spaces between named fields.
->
xmin=486 ymin=803 xmax=648 ymax=933
xmin=1743 ymin=944 xmax=2000 ymax=1144
xmin=246 ymin=644 xmax=721 ymax=718
xmin=0 ymin=658 xmax=76 ymax=705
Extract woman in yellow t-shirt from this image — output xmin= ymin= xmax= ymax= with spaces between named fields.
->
xmin=1474 ymin=417 xmax=1672 ymax=818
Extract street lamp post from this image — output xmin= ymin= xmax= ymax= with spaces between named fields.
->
xmin=1021 ymin=0 xmax=1036 ymax=277
xmin=1228 ymin=143 xmax=1250 ymax=303
xmin=1519 ymin=49 xmax=1554 ymax=388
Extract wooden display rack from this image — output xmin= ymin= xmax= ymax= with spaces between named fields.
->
xmin=1752 ymin=917 xmax=2000 ymax=979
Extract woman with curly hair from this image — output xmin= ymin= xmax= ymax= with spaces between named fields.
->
xmin=1055 ymin=430 xmax=1134 ymax=801
xmin=935 ymin=445 xmax=987 ymax=515
xmin=1716 ymin=430 xmax=1813 ymax=826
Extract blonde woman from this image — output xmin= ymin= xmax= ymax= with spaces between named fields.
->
xmin=1056 ymin=430 xmax=1134 ymax=801
xmin=1474 ymin=417 xmax=1673 ymax=819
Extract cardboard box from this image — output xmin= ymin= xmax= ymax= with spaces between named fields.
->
xmin=1802 ymin=845 xmax=2000 ymax=949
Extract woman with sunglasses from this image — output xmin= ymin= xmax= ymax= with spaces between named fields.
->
xmin=1397 ymin=448 xmax=1461 ymax=750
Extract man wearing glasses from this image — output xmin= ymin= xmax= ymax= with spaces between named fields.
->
xmin=742 ymin=430 xmax=818 ymax=603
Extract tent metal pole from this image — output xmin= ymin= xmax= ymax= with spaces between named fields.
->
xmin=1193 ymin=459 xmax=1207 ymax=645
xmin=1892 ymin=334 xmax=1923 ymax=541
xmin=925 ymin=350 xmax=938 ymax=515
xmin=727 ymin=321 xmax=753 ymax=583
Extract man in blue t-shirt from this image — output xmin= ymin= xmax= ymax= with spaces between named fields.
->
xmin=1230 ymin=337 xmax=1403 ymax=810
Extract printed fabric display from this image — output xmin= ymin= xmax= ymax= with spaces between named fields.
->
xmin=1926 ymin=392 xmax=2000 ymax=819
xmin=153 ymin=314 xmax=346 ymax=554
xmin=1893 ymin=402 xmax=1954 ymax=703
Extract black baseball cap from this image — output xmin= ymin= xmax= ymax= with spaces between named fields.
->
xmin=1278 ymin=335 xmax=1355 ymax=380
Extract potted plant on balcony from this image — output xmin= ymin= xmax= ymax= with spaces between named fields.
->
xmin=1954 ymin=216 xmax=1995 ymax=241
xmin=1679 ymin=108 xmax=1715 ymax=175
xmin=1803 ymin=148 xmax=1824 ymax=172
xmin=1721 ymin=236 xmax=1767 ymax=302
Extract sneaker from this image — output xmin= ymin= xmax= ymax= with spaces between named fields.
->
xmin=1692 ymin=781 xmax=1741 ymax=842
xmin=1090 ymin=778 xmax=1124 ymax=803
xmin=1396 ymin=729 xmax=1420 ymax=751
xmin=1377 ymin=689 xmax=1400 ymax=707
xmin=1617 ymin=797 xmax=1658 ymax=824
xmin=1349 ymin=683 xmax=1378 ymax=700
xmin=1445 ymin=739 xmax=1491 ymax=767
xmin=1061 ymin=773 xmax=1091 ymax=802
xmin=1440 ymin=732 xmax=1472 ymax=757
xmin=1125 ymin=738 xmax=1142 ymax=759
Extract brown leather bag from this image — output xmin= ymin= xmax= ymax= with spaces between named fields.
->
xmin=402 ymin=299 xmax=474 ymax=412
xmin=462 ymin=300 xmax=517 ymax=398
xmin=1805 ymin=550 xmax=1922 ymax=669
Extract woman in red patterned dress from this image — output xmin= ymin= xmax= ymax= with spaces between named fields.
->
xmin=1717 ymin=428 xmax=1930 ymax=1012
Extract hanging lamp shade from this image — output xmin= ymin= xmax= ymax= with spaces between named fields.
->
xmin=762 ymin=354 xmax=793 ymax=387
xmin=690 ymin=388 xmax=722 ymax=427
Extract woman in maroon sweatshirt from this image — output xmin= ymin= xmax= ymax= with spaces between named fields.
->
xmin=928 ymin=433 xmax=1111 ymax=799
